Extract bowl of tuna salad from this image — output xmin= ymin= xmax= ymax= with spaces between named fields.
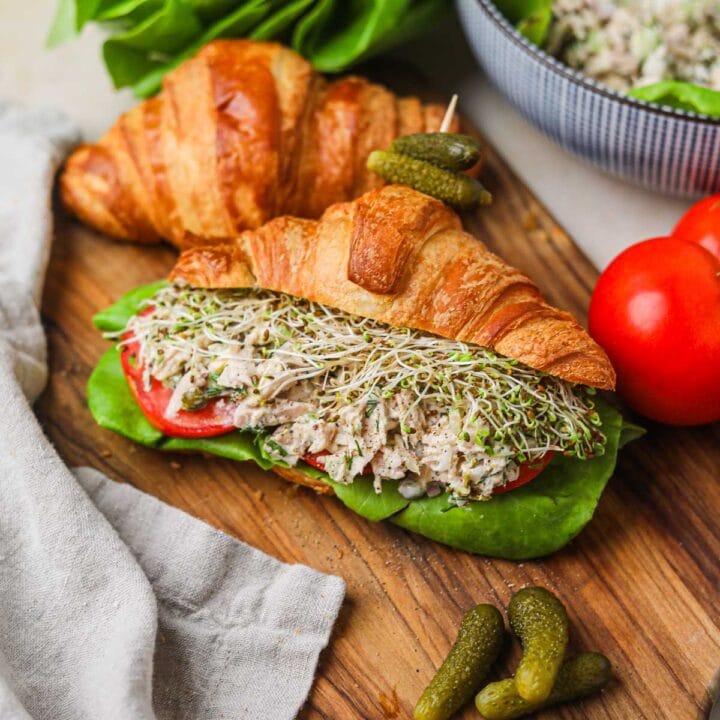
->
xmin=456 ymin=0 xmax=720 ymax=196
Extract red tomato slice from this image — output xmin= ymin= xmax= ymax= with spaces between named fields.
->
xmin=492 ymin=452 xmax=554 ymax=494
xmin=304 ymin=451 xmax=373 ymax=476
xmin=303 ymin=452 xmax=332 ymax=472
xmin=120 ymin=314 xmax=235 ymax=438
xmin=305 ymin=451 xmax=554 ymax=492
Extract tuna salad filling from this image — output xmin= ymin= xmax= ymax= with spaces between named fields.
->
xmin=119 ymin=285 xmax=606 ymax=501
xmin=546 ymin=0 xmax=720 ymax=92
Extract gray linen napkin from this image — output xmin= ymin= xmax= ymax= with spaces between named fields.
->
xmin=0 ymin=102 xmax=345 ymax=720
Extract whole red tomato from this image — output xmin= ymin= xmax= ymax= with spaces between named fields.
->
xmin=672 ymin=195 xmax=720 ymax=261
xmin=589 ymin=237 xmax=720 ymax=425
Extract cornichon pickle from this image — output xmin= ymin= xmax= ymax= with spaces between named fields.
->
xmin=508 ymin=586 xmax=569 ymax=703
xmin=390 ymin=132 xmax=482 ymax=171
xmin=475 ymin=652 xmax=612 ymax=719
xmin=414 ymin=604 xmax=505 ymax=720
xmin=367 ymin=150 xmax=492 ymax=209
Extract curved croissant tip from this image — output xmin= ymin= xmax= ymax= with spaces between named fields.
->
xmin=545 ymin=348 xmax=617 ymax=391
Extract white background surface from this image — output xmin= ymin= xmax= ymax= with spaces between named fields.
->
xmin=0 ymin=1 xmax=693 ymax=269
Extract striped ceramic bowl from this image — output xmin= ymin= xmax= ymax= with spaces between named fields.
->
xmin=456 ymin=0 xmax=720 ymax=197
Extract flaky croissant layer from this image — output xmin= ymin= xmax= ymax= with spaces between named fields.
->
xmin=170 ymin=185 xmax=616 ymax=390
xmin=61 ymin=39 xmax=457 ymax=250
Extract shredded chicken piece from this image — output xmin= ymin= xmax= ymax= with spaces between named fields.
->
xmin=547 ymin=0 xmax=720 ymax=92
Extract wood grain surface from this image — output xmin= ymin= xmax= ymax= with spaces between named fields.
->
xmin=36 ymin=81 xmax=720 ymax=719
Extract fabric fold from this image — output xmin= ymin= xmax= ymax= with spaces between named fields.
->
xmin=76 ymin=468 xmax=344 ymax=720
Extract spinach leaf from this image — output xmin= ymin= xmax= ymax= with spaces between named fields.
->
xmin=164 ymin=432 xmax=275 ymax=469
xmin=326 ymin=475 xmax=409 ymax=521
xmin=292 ymin=0 xmax=447 ymax=73
xmin=102 ymin=0 xmax=202 ymax=88
xmin=48 ymin=0 xmax=116 ymax=47
xmin=130 ymin=0 xmax=278 ymax=97
xmin=88 ymin=347 xmax=164 ymax=445
xmin=618 ymin=419 xmax=645 ymax=448
xmin=95 ymin=0 xmax=162 ymax=22
xmin=493 ymin=0 xmax=552 ymax=45
xmin=92 ymin=279 xmax=167 ymax=332
xmin=48 ymin=0 xmax=449 ymax=97
xmin=87 ymin=282 xmax=632 ymax=559
xmin=251 ymin=0 xmax=316 ymax=41
xmin=47 ymin=0 xmax=82 ymax=48
xmin=628 ymin=81 xmax=720 ymax=118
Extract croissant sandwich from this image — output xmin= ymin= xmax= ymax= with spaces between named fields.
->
xmin=89 ymin=186 xmax=633 ymax=560
xmin=61 ymin=39 xmax=459 ymax=250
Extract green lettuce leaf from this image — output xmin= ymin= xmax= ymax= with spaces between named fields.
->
xmin=93 ymin=279 xmax=167 ymax=332
xmin=102 ymin=0 xmax=202 ymax=88
xmin=251 ymin=0 xmax=316 ymax=41
xmin=328 ymin=475 xmax=409 ymax=521
xmin=88 ymin=347 xmax=164 ymax=445
xmin=94 ymin=0 xmax=163 ymax=22
xmin=47 ymin=0 xmax=449 ymax=97
xmin=628 ymin=81 xmax=720 ymax=118
xmin=87 ymin=282 xmax=632 ymax=559
xmin=493 ymin=0 xmax=552 ymax=45
xmin=130 ymin=0 xmax=283 ymax=97
xmin=47 ymin=0 xmax=82 ymax=48
xmin=292 ymin=0 xmax=447 ymax=73
xmin=619 ymin=419 xmax=645 ymax=448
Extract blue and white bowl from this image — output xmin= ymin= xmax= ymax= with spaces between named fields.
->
xmin=456 ymin=0 xmax=720 ymax=197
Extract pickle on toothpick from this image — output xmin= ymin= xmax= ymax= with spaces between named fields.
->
xmin=367 ymin=150 xmax=491 ymax=209
xmin=390 ymin=132 xmax=481 ymax=171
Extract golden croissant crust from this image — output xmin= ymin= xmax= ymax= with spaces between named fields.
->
xmin=60 ymin=39 xmax=457 ymax=250
xmin=170 ymin=185 xmax=616 ymax=390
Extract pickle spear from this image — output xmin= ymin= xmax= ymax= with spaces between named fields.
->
xmin=475 ymin=652 xmax=612 ymax=719
xmin=367 ymin=150 xmax=491 ymax=209
xmin=414 ymin=604 xmax=505 ymax=720
xmin=508 ymin=586 xmax=569 ymax=703
xmin=390 ymin=132 xmax=481 ymax=171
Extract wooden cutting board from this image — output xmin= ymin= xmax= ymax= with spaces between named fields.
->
xmin=37 ymin=74 xmax=720 ymax=720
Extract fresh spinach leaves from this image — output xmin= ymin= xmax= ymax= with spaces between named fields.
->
xmin=48 ymin=0 xmax=448 ymax=97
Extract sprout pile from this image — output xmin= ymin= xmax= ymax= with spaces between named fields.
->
xmin=117 ymin=285 xmax=606 ymax=500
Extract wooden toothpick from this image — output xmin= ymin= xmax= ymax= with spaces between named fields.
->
xmin=439 ymin=94 xmax=458 ymax=133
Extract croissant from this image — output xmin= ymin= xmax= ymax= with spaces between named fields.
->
xmin=170 ymin=184 xmax=615 ymax=390
xmin=60 ymin=39 xmax=458 ymax=250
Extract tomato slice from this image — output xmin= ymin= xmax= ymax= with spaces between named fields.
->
xmin=303 ymin=452 xmax=331 ymax=472
xmin=120 ymin=313 xmax=235 ymax=438
xmin=304 ymin=452 xmax=373 ymax=476
xmin=492 ymin=452 xmax=554 ymax=494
